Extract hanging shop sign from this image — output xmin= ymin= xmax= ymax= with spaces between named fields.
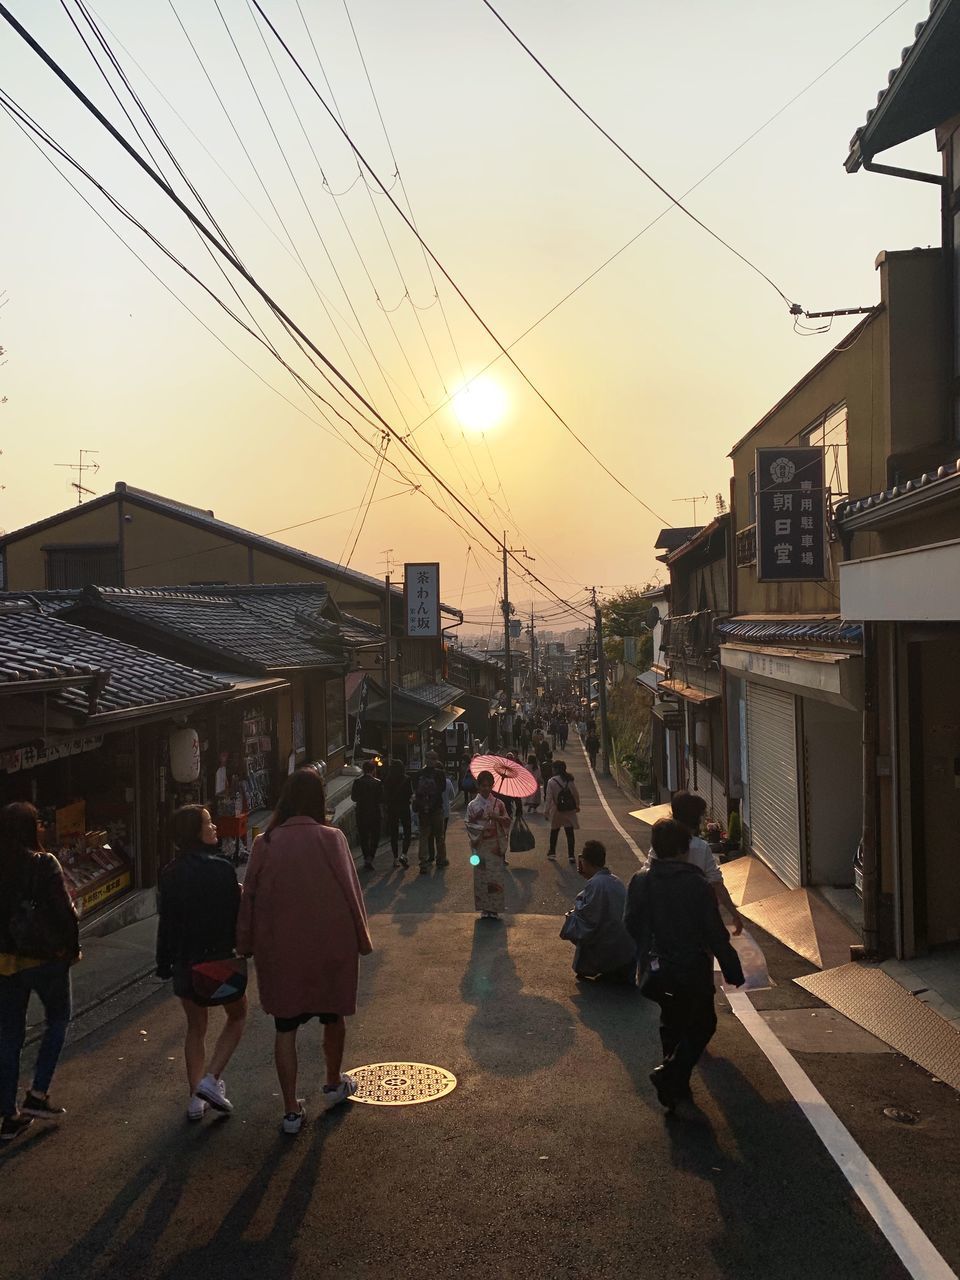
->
xmin=0 ymin=735 xmax=104 ymax=775
xmin=352 ymin=675 xmax=368 ymax=763
xmin=404 ymin=562 xmax=441 ymax=638
xmin=169 ymin=727 xmax=200 ymax=783
xmin=756 ymin=446 xmax=826 ymax=582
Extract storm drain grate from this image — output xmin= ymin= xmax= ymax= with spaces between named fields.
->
xmin=345 ymin=1062 xmax=457 ymax=1106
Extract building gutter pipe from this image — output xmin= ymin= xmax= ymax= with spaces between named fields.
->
xmin=861 ymin=156 xmax=944 ymax=187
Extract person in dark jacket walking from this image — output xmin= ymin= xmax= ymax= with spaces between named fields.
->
xmin=156 ymin=805 xmax=247 ymax=1122
xmin=0 ymin=803 xmax=80 ymax=1144
xmin=415 ymin=751 xmax=449 ymax=872
xmin=351 ymin=761 xmax=383 ymax=871
xmin=625 ymin=818 xmax=744 ymax=1111
xmin=382 ymin=760 xmax=412 ymax=869
xmin=584 ymin=730 xmax=600 ymax=771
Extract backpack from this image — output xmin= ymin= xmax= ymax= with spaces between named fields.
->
xmin=414 ymin=770 xmax=442 ymax=815
xmin=4 ymin=857 xmax=61 ymax=960
xmin=555 ymin=779 xmax=577 ymax=813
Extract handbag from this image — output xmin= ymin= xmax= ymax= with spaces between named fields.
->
xmin=509 ymin=812 xmax=536 ymax=853
xmin=190 ymin=955 xmax=248 ymax=1006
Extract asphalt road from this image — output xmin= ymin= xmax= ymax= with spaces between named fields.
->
xmin=4 ymin=740 xmax=960 ymax=1280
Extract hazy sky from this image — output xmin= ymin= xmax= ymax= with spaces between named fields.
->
xmin=0 ymin=0 xmax=942 ymax=628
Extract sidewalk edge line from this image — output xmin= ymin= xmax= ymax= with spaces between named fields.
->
xmin=726 ymin=988 xmax=957 ymax=1280
xmin=575 ymin=734 xmax=646 ymax=863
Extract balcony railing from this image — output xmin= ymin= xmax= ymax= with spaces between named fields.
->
xmin=735 ymin=524 xmax=757 ymax=567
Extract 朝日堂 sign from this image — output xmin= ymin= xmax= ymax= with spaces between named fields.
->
xmin=756 ymin=447 xmax=826 ymax=582
xmin=404 ymin=563 xmax=441 ymax=637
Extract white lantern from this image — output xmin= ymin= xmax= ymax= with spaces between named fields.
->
xmin=169 ymin=728 xmax=200 ymax=783
xmin=694 ymin=719 xmax=710 ymax=749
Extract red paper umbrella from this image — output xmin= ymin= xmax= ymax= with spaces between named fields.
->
xmin=469 ymin=754 xmax=540 ymax=798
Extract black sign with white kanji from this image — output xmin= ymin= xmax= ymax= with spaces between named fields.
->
xmin=755 ymin=447 xmax=826 ymax=582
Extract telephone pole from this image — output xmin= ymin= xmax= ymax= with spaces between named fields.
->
xmin=592 ymin=588 xmax=611 ymax=776
xmin=528 ymin=604 xmax=536 ymax=708
xmin=381 ymin=550 xmax=394 ymax=764
xmin=501 ymin=534 xmax=513 ymax=747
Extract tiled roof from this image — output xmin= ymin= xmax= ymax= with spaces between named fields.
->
xmin=0 ymin=604 xmax=229 ymax=719
xmin=402 ymin=679 xmax=465 ymax=708
xmin=67 ymin=585 xmax=345 ymax=674
xmin=717 ymin=617 xmax=863 ymax=650
xmin=339 ymin=613 xmax=384 ymax=645
xmin=835 ymin=456 xmax=960 ymax=526
xmin=654 ymin=527 xmax=702 ymax=552
xmin=845 ymin=0 xmax=960 ymax=170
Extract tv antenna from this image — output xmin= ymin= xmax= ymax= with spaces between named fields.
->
xmin=56 ymin=448 xmax=100 ymax=504
xmin=379 ymin=548 xmax=395 ymax=577
xmin=673 ymin=492 xmax=708 ymax=525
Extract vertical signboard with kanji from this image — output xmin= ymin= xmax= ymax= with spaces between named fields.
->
xmin=756 ymin=447 xmax=826 ymax=581
xmin=404 ymin=562 xmax=441 ymax=637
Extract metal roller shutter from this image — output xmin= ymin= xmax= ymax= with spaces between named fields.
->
xmin=745 ymin=683 xmax=802 ymax=888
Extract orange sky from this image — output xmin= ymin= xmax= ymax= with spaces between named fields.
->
xmin=0 ymin=0 xmax=942 ymax=626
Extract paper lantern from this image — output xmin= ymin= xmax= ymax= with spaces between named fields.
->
xmin=169 ymin=728 xmax=200 ymax=783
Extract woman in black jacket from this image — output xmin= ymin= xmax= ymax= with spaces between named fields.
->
xmin=381 ymin=760 xmax=412 ymax=870
xmin=0 ymin=802 xmax=80 ymax=1144
xmin=156 ymin=805 xmax=247 ymax=1122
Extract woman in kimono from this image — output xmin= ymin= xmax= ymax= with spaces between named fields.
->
xmin=465 ymin=770 xmax=511 ymax=920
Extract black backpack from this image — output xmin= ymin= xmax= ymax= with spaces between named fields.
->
xmin=414 ymin=770 xmax=443 ymax=815
xmin=555 ymin=779 xmax=577 ymax=812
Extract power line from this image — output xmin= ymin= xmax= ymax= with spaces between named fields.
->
xmin=0 ymin=4 xmax=590 ymax=621
xmin=479 ymin=0 xmax=799 ymax=311
xmin=247 ymin=0 xmax=668 ymax=528
xmin=402 ymin=0 xmax=915 ymax=444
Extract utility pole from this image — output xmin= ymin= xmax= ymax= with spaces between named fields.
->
xmin=592 ymin=588 xmax=611 ymax=776
xmin=383 ymin=572 xmax=393 ymax=763
xmin=501 ymin=534 xmax=513 ymax=747
xmin=528 ymin=604 xmax=536 ymax=709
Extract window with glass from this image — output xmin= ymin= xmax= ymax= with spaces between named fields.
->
xmin=801 ymin=403 xmax=848 ymax=500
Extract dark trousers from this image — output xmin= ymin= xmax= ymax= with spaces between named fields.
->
xmin=644 ymin=973 xmax=717 ymax=1090
xmin=588 ymin=750 xmax=598 ymax=770
xmin=387 ymin=807 xmax=411 ymax=857
xmin=548 ymin=826 xmax=575 ymax=858
xmin=357 ymin=811 xmax=381 ymax=861
xmin=0 ymin=960 xmax=72 ymax=1116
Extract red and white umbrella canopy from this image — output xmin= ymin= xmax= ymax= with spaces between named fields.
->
xmin=469 ymin=754 xmax=539 ymax=798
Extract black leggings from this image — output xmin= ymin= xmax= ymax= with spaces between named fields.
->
xmin=549 ymin=826 xmax=575 ymax=857
xmin=387 ymin=807 xmax=411 ymax=857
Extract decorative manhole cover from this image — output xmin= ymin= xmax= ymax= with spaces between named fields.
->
xmin=345 ymin=1062 xmax=457 ymax=1106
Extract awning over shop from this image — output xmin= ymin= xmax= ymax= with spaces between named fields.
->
xmin=721 ymin=643 xmax=863 ymax=711
xmin=658 ymin=678 xmax=719 ymax=703
xmin=429 ymin=705 xmax=466 ymax=735
xmin=364 ymin=690 xmax=435 ymax=729
xmin=839 ymin=539 xmax=960 ymax=622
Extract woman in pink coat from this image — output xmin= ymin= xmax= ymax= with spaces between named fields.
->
xmin=236 ymin=769 xmax=372 ymax=1135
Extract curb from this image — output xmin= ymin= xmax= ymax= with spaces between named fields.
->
xmin=25 ymin=962 xmax=160 ymax=1048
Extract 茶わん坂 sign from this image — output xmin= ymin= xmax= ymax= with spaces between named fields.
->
xmin=404 ymin=563 xmax=441 ymax=638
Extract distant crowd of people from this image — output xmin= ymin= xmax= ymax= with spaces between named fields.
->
xmin=0 ymin=714 xmax=744 ymax=1142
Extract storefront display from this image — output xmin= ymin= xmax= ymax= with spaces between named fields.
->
xmin=0 ymin=731 xmax=138 ymax=921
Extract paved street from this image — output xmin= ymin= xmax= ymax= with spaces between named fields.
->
xmin=4 ymin=738 xmax=960 ymax=1280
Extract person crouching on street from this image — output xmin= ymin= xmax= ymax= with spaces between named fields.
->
xmin=236 ymin=769 xmax=372 ymax=1135
xmin=560 ymin=840 xmax=636 ymax=984
xmin=625 ymin=818 xmax=744 ymax=1112
xmin=156 ymin=804 xmax=247 ymax=1122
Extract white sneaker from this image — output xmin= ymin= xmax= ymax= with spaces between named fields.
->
xmin=321 ymin=1074 xmax=358 ymax=1111
xmin=282 ymin=1100 xmax=306 ymax=1135
xmin=186 ymin=1095 xmax=207 ymax=1123
xmin=195 ymin=1072 xmax=233 ymax=1113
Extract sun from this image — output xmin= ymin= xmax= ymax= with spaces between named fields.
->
xmin=452 ymin=376 xmax=508 ymax=432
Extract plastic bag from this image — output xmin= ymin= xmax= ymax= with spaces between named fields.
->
xmin=721 ymin=927 xmax=771 ymax=992
xmin=509 ymin=813 xmax=536 ymax=852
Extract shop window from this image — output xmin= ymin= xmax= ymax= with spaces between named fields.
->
xmin=45 ymin=544 xmax=121 ymax=589
xmin=325 ymin=679 xmax=346 ymax=754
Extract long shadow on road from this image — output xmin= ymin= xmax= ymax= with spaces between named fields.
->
xmin=679 ymin=1053 xmax=907 ymax=1280
xmin=38 ymin=1110 xmax=349 ymax=1280
xmin=460 ymin=918 xmax=574 ymax=1076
